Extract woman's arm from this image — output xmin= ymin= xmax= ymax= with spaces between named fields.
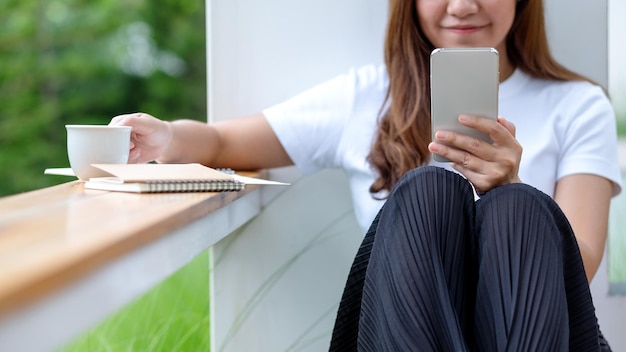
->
xmin=110 ymin=113 xmax=293 ymax=170
xmin=554 ymin=174 xmax=613 ymax=282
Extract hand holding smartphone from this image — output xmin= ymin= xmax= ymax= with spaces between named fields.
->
xmin=430 ymin=48 xmax=500 ymax=162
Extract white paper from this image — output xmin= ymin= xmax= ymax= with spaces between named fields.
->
xmin=231 ymin=174 xmax=289 ymax=186
xmin=44 ymin=168 xmax=76 ymax=177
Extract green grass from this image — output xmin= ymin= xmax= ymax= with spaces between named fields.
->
xmin=59 ymin=250 xmax=211 ymax=352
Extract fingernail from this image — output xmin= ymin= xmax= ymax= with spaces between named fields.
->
xmin=436 ymin=131 xmax=448 ymax=139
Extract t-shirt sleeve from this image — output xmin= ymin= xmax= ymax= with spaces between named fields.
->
xmin=557 ymin=84 xmax=622 ymax=196
xmin=262 ymin=69 xmax=358 ymax=174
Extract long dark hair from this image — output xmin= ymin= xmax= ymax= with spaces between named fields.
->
xmin=368 ymin=0 xmax=591 ymax=195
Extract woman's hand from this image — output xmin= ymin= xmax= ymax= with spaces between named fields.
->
xmin=428 ymin=114 xmax=523 ymax=194
xmin=109 ymin=113 xmax=173 ymax=164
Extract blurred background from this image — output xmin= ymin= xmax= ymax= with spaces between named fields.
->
xmin=0 ymin=0 xmax=206 ymax=196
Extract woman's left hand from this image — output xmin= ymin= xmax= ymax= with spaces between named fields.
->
xmin=428 ymin=114 xmax=523 ymax=194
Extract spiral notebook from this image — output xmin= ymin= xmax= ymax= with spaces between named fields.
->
xmin=83 ymin=163 xmax=258 ymax=193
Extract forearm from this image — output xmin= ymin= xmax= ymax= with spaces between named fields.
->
xmin=555 ymin=174 xmax=613 ymax=283
xmin=157 ymin=119 xmax=220 ymax=165
xmin=157 ymin=114 xmax=293 ymax=170
xmin=577 ymin=241 xmax=605 ymax=283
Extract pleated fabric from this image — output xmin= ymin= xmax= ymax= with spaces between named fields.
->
xmin=329 ymin=208 xmax=382 ymax=351
xmin=330 ymin=166 xmax=610 ymax=352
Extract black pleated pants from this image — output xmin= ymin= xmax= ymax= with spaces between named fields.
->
xmin=330 ymin=166 xmax=610 ymax=351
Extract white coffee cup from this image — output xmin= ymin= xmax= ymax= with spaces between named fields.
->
xmin=66 ymin=125 xmax=132 ymax=180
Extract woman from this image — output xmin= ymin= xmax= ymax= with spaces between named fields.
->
xmin=110 ymin=0 xmax=621 ymax=349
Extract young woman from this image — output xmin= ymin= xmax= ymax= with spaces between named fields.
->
xmin=110 ymin=0 xmax=621 ymax=349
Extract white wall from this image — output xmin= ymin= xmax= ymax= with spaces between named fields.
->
xmin=544 ymin=0 xmax=608 ymax=88
xmin=207 ymin=0 xmax=387 ymax=122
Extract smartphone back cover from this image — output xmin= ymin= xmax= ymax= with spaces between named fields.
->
xmin=430 ymin=48 xmax=499 ymax=162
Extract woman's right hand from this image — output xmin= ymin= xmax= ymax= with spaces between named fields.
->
xmin=428 ymin=115 xmax=523 ymax=194
xmin=109 ymin=113 xmax=173 ymax=164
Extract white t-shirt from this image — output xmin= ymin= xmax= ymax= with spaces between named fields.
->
xmin=264 ymin=64 xmax=623 ymax=232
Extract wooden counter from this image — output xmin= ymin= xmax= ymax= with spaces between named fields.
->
xmin=0 ymin=172 xmax=267 ymax=351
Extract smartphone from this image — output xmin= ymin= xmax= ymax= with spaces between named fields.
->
xmin=430 ymin=48 xmax=499 ymax=162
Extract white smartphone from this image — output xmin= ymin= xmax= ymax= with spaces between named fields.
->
xmin=430 ymin=48 xmax=499 ymax=162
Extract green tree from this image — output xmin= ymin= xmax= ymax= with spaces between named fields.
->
xmin=0 ymin=0 xmax=206 ymax=196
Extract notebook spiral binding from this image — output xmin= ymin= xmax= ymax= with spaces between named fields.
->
xmin=143 ymin=179 xmax=245 ymax=192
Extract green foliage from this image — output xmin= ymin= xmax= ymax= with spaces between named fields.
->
xmin=0 ymin=0 xmax=206 ymax=196
xmin=616 ymin=111 xmax=626 ymax=137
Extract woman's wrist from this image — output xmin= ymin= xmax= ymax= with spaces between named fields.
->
xmin=155 ymin=120 xmax=177 ymax=163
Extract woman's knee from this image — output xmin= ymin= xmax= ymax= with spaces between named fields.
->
xmin=476 ymin=183 xmax=566 ymax=248
xmin=480 ymin=183 xmax=550 ymax=203
xmin=390 ymin=166 xmax=474 ymax=202
xmin=376 ymin=166 xmax=476 ymax=247
xmin=477 ymin=183 xmax=560 ymax=221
